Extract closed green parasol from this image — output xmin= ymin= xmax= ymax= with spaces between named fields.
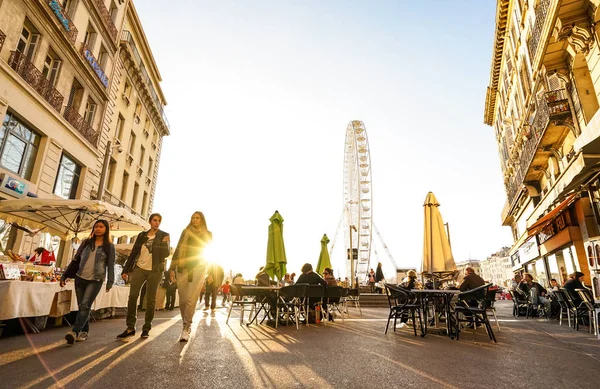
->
xmin=316 ymin=234 xmax=332 ymax=275
xmin=264 ymin=210 xmax=287 ymax=281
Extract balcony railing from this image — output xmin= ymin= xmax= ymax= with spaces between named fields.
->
xmin=120 ymin=31 xmax=170 ymax=130
xmin=527 ymin=0 xmax=550 ymax=64
xmin=506 ymin=98 xmax=550 ymax=203
xmin=546 ymin=89 xmax=571 ymax=118
xmin=0 ymin=30 xmax=6 ymax=54
xmin=8 ymin=51 xmax=64 ymax=112
xmin=101 ymin=190 xmax=138 ymax=216
xmin=91 ymin=0 xmax=117 ymax=41
xmin=44 ymin=0 xmax=78 ymax=45
xmin=63 ymin=106 xmax=99 ymax=146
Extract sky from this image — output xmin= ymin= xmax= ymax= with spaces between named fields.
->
xmin=136 ymin=0 xmax=513 ymax=280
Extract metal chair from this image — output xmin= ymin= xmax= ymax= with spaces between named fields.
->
xmin=342 ymin=288 xmax=362 ymax=316
xmin=575 ymin=288 xmax=599 ymax=335
xmin=226 ymin=285 xmax=256 ymax=325
xmin=508 ymin=289 xmax=528 ymax=317
xmin=454 ymin=283 xmax=497 ymax=343
xmin=384 ymin=283 xmax=422 ymax=336
xmin=485 ymin=288 xmax=501 ymax=331
xmin=304 ymin=285 xmax=325 ymax=325
xmin=275 ymin=284 xmax=307 ymax=329
xmin=549 ymin=289 xmax=571 ymax=326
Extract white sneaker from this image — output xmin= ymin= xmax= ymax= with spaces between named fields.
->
xmin=179 ymin=328 xmax=190 ymax=342
xmin=398 ymin=322 xmax=408 ymax=329
xmin=76 ymin=331 xmax=88 ymax=342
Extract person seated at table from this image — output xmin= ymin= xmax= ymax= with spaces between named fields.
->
xmin=397 ymin=270 xmax=422 ymax=328
xmin=281 ymin=273 xmax=292 ymax=286
xmin=563 ymin=271 xmax=586 ymax=306
xmin=297 ymin=263 xmax=328 ymax=322
xmin=290 ymin=272 xmax=296 ymax=285
xmin=519 ymin=273 xmax=551 ymax=316
xmin=510 ymin=274 xmax=522 ymax=291
xmin=459 ymin=267 xmax=485 ymax=292
xmin=323 ymin=268 xmax=337 ymax=286
xmin=255 ymin=266 xmax=270 ymax=286
xmin=549 ymin=278 xmax=560 ymax=291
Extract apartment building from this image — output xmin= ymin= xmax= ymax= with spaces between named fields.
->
xmin=479 ymin=248 xmax=513 ymax=287
xmin=0 ymin=0 xmax=168 ymax=258
xmin=484 ymin=0 xmax=600 ymax=297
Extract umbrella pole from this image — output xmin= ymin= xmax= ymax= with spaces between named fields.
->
xmin=430 ymin=207 xmax=436 ymax=290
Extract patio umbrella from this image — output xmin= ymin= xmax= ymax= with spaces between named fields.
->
xmin=422 ymin=192 xmax=456 ymax=279
xmin=264 ymin=210 xmax=287 ymax=281
xmin=316 ymin=234 xmax=332 ymax=275
xmin=0 ymin=198 xmax=149 ymax=240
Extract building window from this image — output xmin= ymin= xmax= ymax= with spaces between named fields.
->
xmin=139 ymin=145 xmax=145 ymax=166
xmin=115 ymin=113 xmax=125 ymax=141
xmin=109 ymin=1 xmax=118 ymax=23
xmin=42 ymin=48 xmax=62 ymax=86
xmin=83 ymin=23 xmax=97 ymax=51
xmin=128 ymin=131 xmax=136 ymax=155
xmin=120 ymin=171 xmax=129 ymax=202
xmin=53 ymin=153 xmax=81 ymax=199
xmin=0 ymin=113 xmax=40 ymax=180
xmin=132 ymin=182 xmax=139 ymax=209
xmin=17 ymin=20 xmax=40 ymax=62
xmin=84 ymin=98 xmax=97 ymax=127
xmin=123 ymin=80 xmax=131 ymax=98
xmin=107 ymin=158 xmax=116 ymax=192
xmin=142 ymin=191 xmax=148 ymax=217
xmin=148 ymin=157 xmax=153 ymax=176
xmin=98 ymin=44 xmax=108 ymax=69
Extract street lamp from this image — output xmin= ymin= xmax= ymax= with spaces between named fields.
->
xmin=96 ymin=139 xmax=123 ymax=201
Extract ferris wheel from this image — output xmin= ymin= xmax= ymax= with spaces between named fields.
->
xmin=343 ymin=120 xmax=372 ymax=282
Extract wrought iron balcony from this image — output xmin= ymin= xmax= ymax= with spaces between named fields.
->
xmin=43 ymin=0 xmax=78 ymax=45
xmin=506 ymin=99 xmax=549 ymax=203
xmin=0 ymin=30 xmax=6 ymax=54
xmin=63 ymin=106 xmax=99 ymax=146
xmin=527 ymin=0 xmax=550 ymax=63
xmin=545 ymin=89 xmax=571 ymax=119
xmin=120 ymin=31 xmax=170 ymax=130
xmin=8 ymin=51 xmax=64 ymax=112
xmin=91 ymin=0 xmax=117 ymax=41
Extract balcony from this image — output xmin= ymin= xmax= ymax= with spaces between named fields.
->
xmin=0 ymin=30 xmax=6 ymax=53
xmin=91 ymin=0 xmax=118 ymax=41
xmin=546 ymin=89 xmax=570 ymax=120
xmin=8 ymin=51 xmax=64 ymax=112
xmin=526 ymin=0 xmax=550 ymax=64
xmin=506 ymin=89 xmax=574 ymax=204
xmin=42 ymin=0 xmax=78 ymax=45
xmin=101 ymin=190 xmax=138 ymax=216
xmin=120 ymin=31 xmax=170 ymax=132
xmin=63 ymin=106 xmax=99 ymax=146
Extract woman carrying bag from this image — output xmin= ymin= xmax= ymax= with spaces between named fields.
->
xmin=60 ymin=220 xmax=115 ymax=345
xmin=169 ymin=211 xmax=212 ymax=342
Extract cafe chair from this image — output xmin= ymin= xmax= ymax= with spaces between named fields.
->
xmin=485 ymin=288 xmax=501 ymax=332
xmin=226 ymin=285 xmax=256 ymax=325
xmin=549 ymin=289 xmax=571 ymax=327
xmin=560 ymin=288 xmax=588 ymax=331
xmin=508 ymin=289 xmax=528 ymax=317
xmin=454 ymin=283 xmax=497 ymax=343
xmin=575 ymin=288 xmax=599 ymax=335
xmin=324 ymin=286 xmax=345 ymax=322
xmin=342 ymin=288 xmax=362 ymax=317
xmin=384 ymin=283 xmax=423 ymax=336
xmin=304 ymin=285 xmax=325 ymax=325
xmin=275 ymin=284 xmax=308 ymax=329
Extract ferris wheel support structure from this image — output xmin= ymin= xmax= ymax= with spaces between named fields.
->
xmin=343 ymin=120 xmax=373 ymax=288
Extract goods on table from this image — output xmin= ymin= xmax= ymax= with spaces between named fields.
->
xmin=0 ymin=263 xmax=21 ymax=280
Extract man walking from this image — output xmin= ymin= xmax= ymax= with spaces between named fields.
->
xmin=117 ymin=213 xmax=170 ymax=339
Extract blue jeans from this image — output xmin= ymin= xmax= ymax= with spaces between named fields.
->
xmin=73 ymin=276 xmax=103 ymax=333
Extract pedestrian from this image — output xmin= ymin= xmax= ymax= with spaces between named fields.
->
xmin=117 ymin=213 xmax=170 ymax=340
xmin=203 ymin=263 xmax=224 ymax=312
xmin=375 ymin=262 xmax=384 ymax=294
xmin=219 ymin=280 xmax=231 ymax=307
xmin=60 ymin=220 xmax=115 ymax=345
xmin=165 ymin=271 xmax=177 ymax=311
xmin=169 ymin=211 xmax=212 ymax=342
xmin=368 ymin=268 xmax=376 ymax=293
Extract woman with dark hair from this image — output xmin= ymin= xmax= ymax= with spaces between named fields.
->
xmin=169 ymin=211 xmax=212 ymax=342
xmin=375 ymin=262 xmax=385 ymax=294
xmin=60 ymin=220 xmax=115 ymax=344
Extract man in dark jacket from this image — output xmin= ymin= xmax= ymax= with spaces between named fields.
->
xmin=117 ymin=213 xmax=170 ymax=339
xmin=563 ymin=271 xmax=586 ymax=306
xmin=519 ymin=273 xmax=551 ymax=315
xmin=459 ymin=267 xmax=485 ymax=292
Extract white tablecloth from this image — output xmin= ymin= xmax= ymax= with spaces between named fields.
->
xmin=0 ymin=280 xmax=130 ymax=320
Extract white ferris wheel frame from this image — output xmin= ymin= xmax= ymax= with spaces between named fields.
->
xmin=343 ymin=120 xmax=372 ymax=280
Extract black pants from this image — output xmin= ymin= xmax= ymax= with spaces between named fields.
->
xmin=166 ymin=285 xmax=177 ymax=310
xmin=204 ymin=285 xmax=217 ymax=309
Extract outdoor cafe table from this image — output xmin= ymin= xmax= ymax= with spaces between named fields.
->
xmin=411 ymin=289 xmax=461 ymax=338
xmin=239 ymin=285 xmax=281 ymax=326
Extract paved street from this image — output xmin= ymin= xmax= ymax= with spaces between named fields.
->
xmin=0 ymin=301 xmax=599 ymax=389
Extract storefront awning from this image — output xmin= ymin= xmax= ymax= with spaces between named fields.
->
xmin=509 ymin=192 xmax=578 ymax=256
xmin=527 ymin=193 xmax=578 ymax=237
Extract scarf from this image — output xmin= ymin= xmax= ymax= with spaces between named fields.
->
xmin=172 ymin=226 xmax=210 ymax=271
